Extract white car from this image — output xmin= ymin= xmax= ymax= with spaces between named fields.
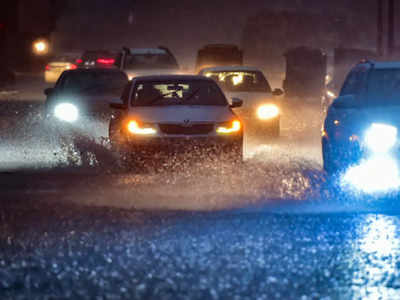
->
xmin=116 ymin=47 xmax=181 ymax=80
xmin=109 ymin=75 xmax=244 ymax=166
xmin=44 ymin=53 xmax=80 ymax=83
xmin=199 ymin=66 xmax=284 ymax=137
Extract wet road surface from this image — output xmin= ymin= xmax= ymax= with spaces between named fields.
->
xmin=1 ymin=76 xmax=400 ymax=299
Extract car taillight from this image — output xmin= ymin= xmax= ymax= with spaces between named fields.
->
xmin=76 ymin=59 xmax=83 ymax=64
xmin=97 ymin=58 xmax=115 ymax=65
xmin=67 ymin=64 xmax=78 ymax=70
xmin=45 ymin=65 xmax=51 ymax=71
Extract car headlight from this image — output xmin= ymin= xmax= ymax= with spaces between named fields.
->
xmin=257 ymin=104 xmax=279 ymax=120
xmin=54 ymin=103 xmax=79 ymax=122
xmin=364 ymin=123 xmax=397 ymax=153
xmin=216 ymin=120 xmax=242 ymax=134
xmin=127 ymin=120 xmax=157 ymax=135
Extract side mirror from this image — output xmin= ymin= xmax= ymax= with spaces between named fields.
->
xmin=230 ymin=97 xmax=243 ymax=108
xmin=332 ymin=95 xmax=358 ymax=109
xmin=44 ymin=88 xmax=54 ymax=96
xmin=272 ymin=88 xmax=284 ymax=96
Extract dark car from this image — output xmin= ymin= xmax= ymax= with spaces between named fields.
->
xmin=115 ymin=46 xmax=180 ymax=80
xmin=195 ymin=44 xmax=243 ymax=73
xmin=322 ymin=60 xmax=400 ymax=193
xmin=44 ymin=68 xmax=128 ymax=122
xmin=76 ymin=50 xmax=117 ymax=69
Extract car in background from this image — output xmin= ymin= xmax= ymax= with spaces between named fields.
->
xmin=322 ymin=61 xmax=400 ymax=193
xmin=76 ymin=50 xmax=117 ymax=69
xmin=44 ymin=53 xmax=80 ymax=83
xmin=195 ymin=44 xmax=243 ymax=73
xmin=44 ymin=68 xmax=128 ymax=122
xmin=199 ymin=66 xmax=284 ymax=137
xmin=115 ymin=47 xmax=180 ymax=80
xmin=109 ymin=75 xmax=243 ymax=166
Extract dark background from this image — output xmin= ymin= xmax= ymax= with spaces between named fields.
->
xmin=0 ymin=0 xmax=397 ymax=71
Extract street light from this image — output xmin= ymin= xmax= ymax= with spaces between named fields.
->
xmin=32 ymin=39 xmax=49 ymax=56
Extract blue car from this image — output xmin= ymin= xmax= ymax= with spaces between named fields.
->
xmin=322 ymin=61 xmax=400 ymax=192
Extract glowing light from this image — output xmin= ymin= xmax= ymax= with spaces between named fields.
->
xmin=33 ymin=39 xmax=49 ymax=55
xmin=257 ymin=104 xmax=279 ymax=120
xmin=127 ymin=121 xmax=156 ymax=135
xmin=66 ymin=64 xmax=77 ymax=70
xmin=350 ymin=215 xmax=400 ymax=299
xmin=326 ymin=90 xmax=336 ymax=98
xmin=54 ymin=103 xmax=79 ymax=123
xmin=128 ymin=74 xmax=136 ymax=81
xmin=205 ymin=72 xmax=212 ymax=77
xmin=216 ymin=120 xmax=241 ymax=134
xmin=334 ymin=120 xmax=340 ymax=126
xmin=341 ymin=155 xmax=400 ymax=193
xmin=364 ymin=123 xmax=397 ymax=153
xmin=231 ymin=74 xmax=243 ymax=86
xmin=325 ymin=74 xmax=332 ymax=85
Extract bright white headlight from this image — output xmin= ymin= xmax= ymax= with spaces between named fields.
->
xmin=364 ymin=123 xmax=397 ymax=153
xmin=257 ymin=104 xmax=279 ymax=120
xmin=54 ymin=103 xmax=79 ymax=122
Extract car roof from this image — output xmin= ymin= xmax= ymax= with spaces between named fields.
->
xmin=199 ymin=66 xmax=261 ymax=73
xmin=357 ymin=61 xmax=400 ymax=70
xmin=133 ymin=75 xmax=214 ymax=82
xmin=63 ymin=68 xmax=126 ymax=75
xmin=129 ymin=48 xmax=167 ymax=55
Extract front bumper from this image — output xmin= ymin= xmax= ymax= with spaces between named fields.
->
xmin=123 ymin=135 xmax=243 ymax=156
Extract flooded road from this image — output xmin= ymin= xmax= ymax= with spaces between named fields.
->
xmin=2 ymin=76 xmax=400 ymax=299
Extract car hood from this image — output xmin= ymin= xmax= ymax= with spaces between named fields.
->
xmin=126 ymin=105 xmax=235 ymax=123
xmin=363 ymin=105 xmax=400 ymax=127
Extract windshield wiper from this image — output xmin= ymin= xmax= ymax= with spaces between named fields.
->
xmin=147 ymin=91 xmax=179 ymax=105
xmin=183 ymin=87 xmax=203 ymax=104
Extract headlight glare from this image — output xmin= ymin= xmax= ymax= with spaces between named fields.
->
xmin=365 ymin=123 xmax=397 ymax=153
xmin=54 ymin=103 xmax=78 ymax=122
xmin=217 ymin=120 xmax=241 ymax=134
xmin=127 ymin=120 xmax=157 ymax=135
xmin=257 ymin=104 xmax=279 ymax=120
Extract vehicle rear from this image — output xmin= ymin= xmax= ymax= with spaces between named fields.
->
xmin=195 ymin=44 xmax=243 ymax=73
xmin=44 ymin=54 xmax=80 ymax=83
xmin=77 ymin=50 xmax=117 ymax=69
xmin=116 ymin=47 xmax=180 ymax=80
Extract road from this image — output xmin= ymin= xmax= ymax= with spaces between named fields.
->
xmin=1 ymin=76 xmax=400 ymax=299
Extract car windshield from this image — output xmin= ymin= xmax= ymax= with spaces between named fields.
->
xmin=368 ymin=69 xmax=400 ymax=105
xmin=204 ymin=71 xmax=272 ymax=92
xmin=131 ymin=80 xmax=227 ymax=106
xmin=60 ymin=71 xmax=128 ymax=95
xmin=125 ymin=53 xmax=178 ymax=69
